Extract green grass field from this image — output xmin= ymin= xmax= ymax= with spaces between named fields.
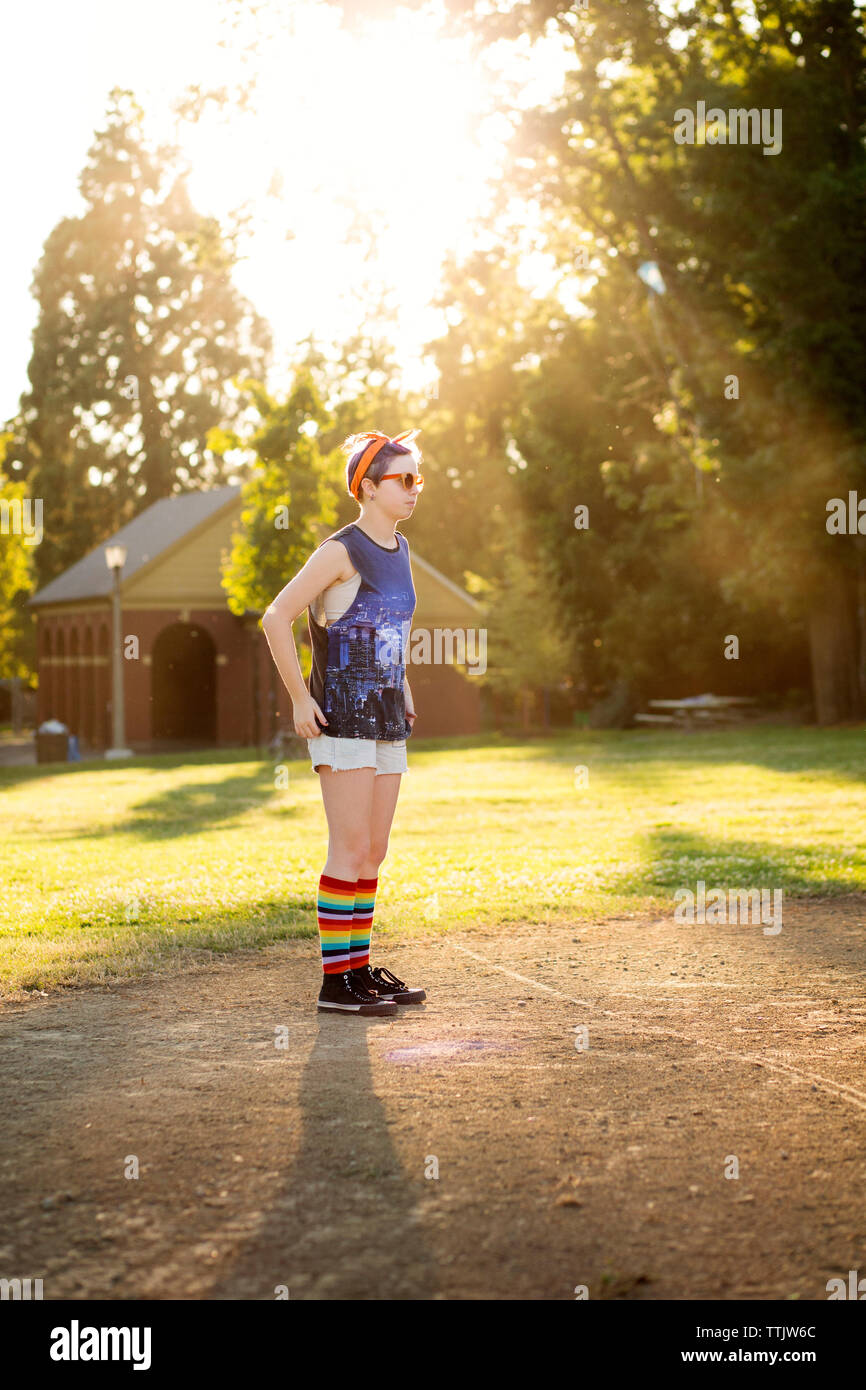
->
xmin=1 ymin=727 xmax=864 ymax=995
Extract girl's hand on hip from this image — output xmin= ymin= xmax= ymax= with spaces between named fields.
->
xmin=293 ymin=695 xmax=327 ymax=739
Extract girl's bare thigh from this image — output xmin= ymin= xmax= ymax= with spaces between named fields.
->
xmin=318 ymin=767 xmax=403 ymax=879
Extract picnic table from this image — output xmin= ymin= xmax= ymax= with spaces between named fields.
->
xmin=635 ymin=694 xmax=758 ymax=728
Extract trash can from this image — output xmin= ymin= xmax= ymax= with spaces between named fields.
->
xmin=36 ymin=720 xmax=70 ymax=764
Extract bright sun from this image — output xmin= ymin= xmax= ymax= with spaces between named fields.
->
xmin=177 ymin=2 xmax=504 ymax=390
xmin=171 ymin=6 xmax=497 ymax=386
xmin=0 ymin=0 xmax=571 ymax=420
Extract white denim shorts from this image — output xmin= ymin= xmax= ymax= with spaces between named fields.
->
xmin=307 ymin=734 xmax=408 ymax=775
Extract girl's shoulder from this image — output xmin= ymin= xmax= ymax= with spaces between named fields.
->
xmin=317 ymin=522 xmax=355 ymax=546
xmin=315 ymin=528 xmax=358 ymax=581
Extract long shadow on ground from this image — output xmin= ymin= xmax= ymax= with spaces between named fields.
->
xmin=207 ymin=1016 xmax=437 ymax=1300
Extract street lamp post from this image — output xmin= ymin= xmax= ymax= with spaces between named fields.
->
xmin=104 ymin=545 xmax=133 ymax=760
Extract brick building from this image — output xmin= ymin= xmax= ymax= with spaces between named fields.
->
xmin=27 ymin=487 xmax=484 ymax=751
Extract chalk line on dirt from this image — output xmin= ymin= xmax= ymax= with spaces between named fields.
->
xmin=449 ymin=940 xmax=866 ymax=1114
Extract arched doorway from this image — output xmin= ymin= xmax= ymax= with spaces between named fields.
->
xmin=151 ymin=623 xmax=217 ymax=743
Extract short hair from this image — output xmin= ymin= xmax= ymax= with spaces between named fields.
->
xmin=342 ymin=433 xmax=422 ymax=500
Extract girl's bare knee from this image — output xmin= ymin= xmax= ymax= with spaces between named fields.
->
xmin=331 ymin=838 xmax=371 ymax=875
xmin=368 ymin=839 xmax=389 ymax=868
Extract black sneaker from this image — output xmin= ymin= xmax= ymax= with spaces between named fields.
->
xmin=317 ymin=971 xmax=398 ymax=1016
xmin=352 ymin=964 xmax=426 ymax=1005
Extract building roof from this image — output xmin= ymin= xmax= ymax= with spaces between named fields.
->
xmin=27 ymin=486 xmax=241 ymax=608
xmin=27 ymin=486 xmax=483 ymax=616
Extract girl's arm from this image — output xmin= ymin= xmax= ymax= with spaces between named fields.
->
xmin=261 ymin=540 xmax=350 ymax=739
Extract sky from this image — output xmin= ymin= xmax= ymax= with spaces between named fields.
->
xmin=0 ymin=0 xmax=571 ymax=424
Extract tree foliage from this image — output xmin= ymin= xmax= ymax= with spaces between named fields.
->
xmin=0 ymin=435 xmax=35 ymax=680
xmin=420 ymin=0 xmax=866 ymax=719
xmin=8 ymin=88 xmax=270 ymax=589
xmin=218 ymin=369 xmax=339 ymax=621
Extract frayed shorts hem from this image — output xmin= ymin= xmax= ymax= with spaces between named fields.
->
xmin=307 ymin=734 xmax=408 ymax=775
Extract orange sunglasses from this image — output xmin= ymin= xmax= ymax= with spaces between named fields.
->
xmin=379 ymin=471 xmax=425 ymax=492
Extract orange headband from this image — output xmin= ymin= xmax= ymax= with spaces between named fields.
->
xmin=349 ymin=430 xmax=420 ymax=500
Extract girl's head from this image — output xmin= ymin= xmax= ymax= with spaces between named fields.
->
xmin=341 ymin=430 xmax=424 ymax=519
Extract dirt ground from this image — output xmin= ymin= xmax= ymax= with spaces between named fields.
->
xmin=2 ymin=896 xmax=865 ymax=1301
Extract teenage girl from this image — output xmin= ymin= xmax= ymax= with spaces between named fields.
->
xmin=262 ymin=429 xmax=427 ymax=1016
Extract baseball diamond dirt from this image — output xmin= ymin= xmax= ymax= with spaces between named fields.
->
xmin=1 ymin=895 xmax=865 ymax=1301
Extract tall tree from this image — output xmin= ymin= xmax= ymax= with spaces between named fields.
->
xmin=9 ymin=88 xmax=271 ymax=588
xmin=450 ymin=0 xmax=866 ymax=721
xmin=218 ymin=368 xmax=340 ymax=619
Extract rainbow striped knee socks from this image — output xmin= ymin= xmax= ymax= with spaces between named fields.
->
xmin=349 ymin=875 xmax=378 ymax=970
xmin=317 ymin=873 xmax=356 ymax=974
xmin=316 ymin=873 xmax=379 ymax=974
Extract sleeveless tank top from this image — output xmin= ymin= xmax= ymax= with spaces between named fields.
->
xmin=308 ymin=523 xmax=416 ymax=741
